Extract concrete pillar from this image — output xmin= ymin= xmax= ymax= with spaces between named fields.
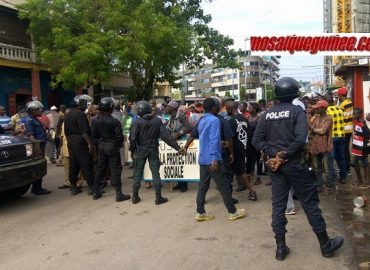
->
xmin=31 ymin=69 xmax=41 ymax=100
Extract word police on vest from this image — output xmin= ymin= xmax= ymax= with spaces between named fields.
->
xmin=266 ymin=111 xmax=290 ymax=120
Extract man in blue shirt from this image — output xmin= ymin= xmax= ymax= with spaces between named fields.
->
xmin=25 ymin=101 xmax=51 ymax=195
xmin=194 ymin=98 xmax=246 ymax=221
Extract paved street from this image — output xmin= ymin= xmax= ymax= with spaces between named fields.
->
xmin=0 ymin=164 xmax=355 ymax=270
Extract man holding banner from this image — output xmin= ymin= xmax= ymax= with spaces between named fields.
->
xmin=130 ymin=101 xmax=186 ymax=205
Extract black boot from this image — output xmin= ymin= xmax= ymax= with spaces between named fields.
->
xmin=316 ymin=231 xmax=344 ymax=258
xmin=132 ymin=191 xmax=141 ymax=204
xmin=275 ymin=235 xmax=290 ymax=261
xmin=71 ymin=184 xmax=82 ymax=195
xmin=87 ymin=185 xmax=94 ymax=196
xmin=155 ymin=190 xmax=168 ymax=205
xmin=115 ymin=187 xmax=131 ymax=202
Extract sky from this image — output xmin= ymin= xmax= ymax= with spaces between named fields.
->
xmin=202 ymin=0 xmax=325 ymax=83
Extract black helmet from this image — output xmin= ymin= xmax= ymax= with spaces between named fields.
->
xmin=136 ymin=101 xmax=152 ymax=117
xmin=73 ymin=94 xmax=93 ymax=107
xmin=274 ymin=77 xmax=300 ymax=100
xmin=26 ymin=101 xmax=44 ymax=113
xmin=98 ymin=97 xmax=115 ymax=112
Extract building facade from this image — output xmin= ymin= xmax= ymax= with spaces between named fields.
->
xmin=175 ymin=56 xmax=280 ymax=101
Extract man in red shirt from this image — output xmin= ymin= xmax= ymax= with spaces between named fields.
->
xmin=351 ymin=108 xmax=370 ymax=188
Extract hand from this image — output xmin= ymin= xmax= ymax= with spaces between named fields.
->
xmin=229 ymin=154 xmax=234 ymax=164
xmin=172 ymin=132 xmax=180 ymax=139
xmin=266 ymin=157 xmax=287 ymax=172
xmin=178 ymin=147 xmax=187 ymax=156
xmin=209 ymin=160 xmax=218 ymax=172
xmin=221 ymin=141 xmax=229 ymax=149
xmin=276 ymin=151 xmax=287 ymax=159
xmin=88 ymin=144 xmax=95 ymax=155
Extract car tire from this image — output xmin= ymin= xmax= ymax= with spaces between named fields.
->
xmin=0 ymin=184 xmax=31 ymax=201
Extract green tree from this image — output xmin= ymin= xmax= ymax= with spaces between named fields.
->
xmin=265 ymin=84 xmax=275 ymax=101
xmin=20 ymin=0 xmax=237 ymax=99
xmin=239 ymin=86 xmax=246 ymax=101
xmin=225 ymin=91 xmax=231 ymax=97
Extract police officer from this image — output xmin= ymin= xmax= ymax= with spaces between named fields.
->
xmin=25 ymin=101 xmax=51 ymax=195
xmin=252 ymin=77 xmax=343 ymax=261
xmin=91 ymin=97 xmax=131 ymax=202
xmin=129 ymin=101 xmax=186 ymax=205
xmin=64 ymin=95 xmax=95 ymax=195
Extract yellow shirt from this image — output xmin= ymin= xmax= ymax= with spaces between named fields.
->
xmin=327 ymin=106 xmax=345 ymax=138
xmin=339 ymin=99 xmax=353 ymax=134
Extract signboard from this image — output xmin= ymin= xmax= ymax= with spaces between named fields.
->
xmin=144 ymin=139 xmax=200 ymax=182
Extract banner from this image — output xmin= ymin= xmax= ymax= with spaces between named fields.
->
xmin=144 ymin=139 xmax=200 ymax=182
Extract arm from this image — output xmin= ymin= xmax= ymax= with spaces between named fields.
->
xmin=252 ymin=117 xmax=278 ymax=157
xmin=91 ymin=118 xmax=98 ymax=144
xmin=129 ymin=120 xmax=139 ymax=153
xmin=284 ymin=110 xmax=308 ymax=158
xmin=114 ymin=120 xmax=124 ymax=147
xmin=160 ymin=123 xmax=181 ymax=151
xmin=209 ymin=118 xmax=221 ymax=162
xmin=312 ymin=117 xmax=332 ymax=135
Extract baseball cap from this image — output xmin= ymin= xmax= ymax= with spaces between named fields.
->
xmin=166 ymin=100 xmax=179 ymax=109
xmin=337 ymin=87 xmax=347 ymax=95
xmin=312 ymin=100 xmax=329 ymax=109
xmin=50 ymin=106 xmax=57 ymax=110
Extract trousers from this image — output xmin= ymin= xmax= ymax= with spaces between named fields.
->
xmin=132 ymin=146 xmax=162 ymax=192
xmin=67 ymin=135 xmax=94 ymax=187
xmin=94 ymin=141 xmax=123 ymax=192
xmin=197 ymin=163 xmax=236 ymax=214
xmin=270 ymin=159 xmax=327 ymax=235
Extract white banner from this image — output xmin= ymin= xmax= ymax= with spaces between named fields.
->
xmin=144 ymin=139 xmax=200 ymax=182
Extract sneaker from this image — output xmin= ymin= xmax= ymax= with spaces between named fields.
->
xmin=195 ymin=213 xmax=215 ymax=221
xmin=228 ymin=208 xmax=247 ymax=220
xmin=285 ymin=208 xmax=296 ymax=215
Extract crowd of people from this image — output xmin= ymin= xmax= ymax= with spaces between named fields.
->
xmin=1 ymin=76 xmax=362 ymax=260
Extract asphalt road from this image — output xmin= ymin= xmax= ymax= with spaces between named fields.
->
xmin=0 ymin=164 xmax=355 ymax=270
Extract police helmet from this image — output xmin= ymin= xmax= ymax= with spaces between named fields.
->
xmin=98 ymin=97 xmax=115 ymax=112
xmin=73 ymin=94 xmax=93 ymax=107
xmin=136 ymin=101 xmax=152 ymax=117
xmin=274 ymin=77 xmax=300 ymax=100
xmin=26 ymin=100 xmax=44 ymax=113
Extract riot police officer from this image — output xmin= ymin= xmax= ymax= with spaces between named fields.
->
xmin=252 ymin=77 xmax=343 ymax=261
xmin=91 ymin=97 xmax=131 ymax=202
xmin=129 ymin=101 xmax=186 ymax=205
xmin=64 ymin=95 xmax=95 ymax=195
xmin=25 ymin=101 xmax=51 ymax=195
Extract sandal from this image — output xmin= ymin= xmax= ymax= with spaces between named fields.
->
xmin=249 ymin=191 xmax=257 ymax=201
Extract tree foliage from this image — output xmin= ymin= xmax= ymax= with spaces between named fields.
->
xmin=19 ymin=0 xmax=237 ymax=99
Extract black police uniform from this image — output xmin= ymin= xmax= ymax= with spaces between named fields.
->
xmin=92 ymin=112 xmax=130 ymax=201
xmin=253 ymin=103 xmax=326 ymax=235
xmin=252 ymin=76 xmax=343 ymax=260
xmin=64 ymin=107 xmax=94 ymax=191
xmin=130 ymin=113 xmax=180 ymax=203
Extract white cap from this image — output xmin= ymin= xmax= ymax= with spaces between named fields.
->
xmin=50 ymin=106 xmax=58 ymax=110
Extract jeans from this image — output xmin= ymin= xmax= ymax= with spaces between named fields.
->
xmin=312 ymin=152 xmax=334 ymax=188
xmin=132 ymin=146 xmax=162 ymax=192
xmin=332 ymin=137 xmax=347 ymax=181
xmin=197 ymin=163 xmax=237 ymax=214
xmin=270 ymin=159 xmax=327 ymax=235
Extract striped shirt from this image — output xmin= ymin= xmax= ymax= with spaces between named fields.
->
xmin=352 ymin=120 xmax=370 ymax=156
xmin=339 ymin=99 xmax=353 ymax=134
xmin=326 ymin=106 xmax=345 ymax=138
xmin=0 ymin=115 xmax=11 ymax=129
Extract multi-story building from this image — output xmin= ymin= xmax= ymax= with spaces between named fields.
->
xmin=175 ymin=56 xmax=280 ymax=101
xmin=323 ymin=0 xmax=370 ymax=90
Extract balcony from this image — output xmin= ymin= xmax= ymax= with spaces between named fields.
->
xmin=0 ymin=43 xmax=36 ymax=63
